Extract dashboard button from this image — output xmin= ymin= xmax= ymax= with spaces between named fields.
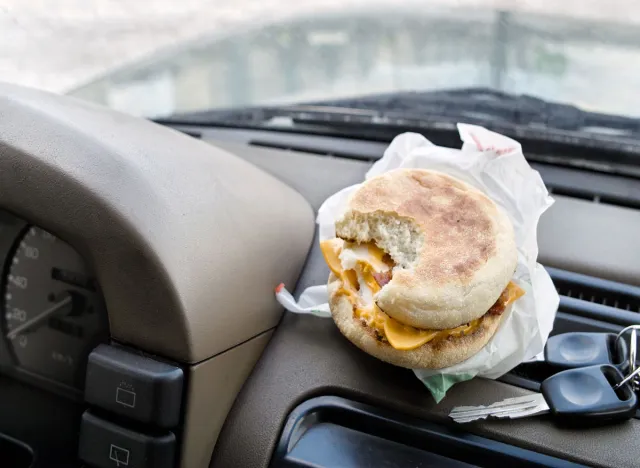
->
xmin=85 ymin=344 xmax=184 ymax=428
xmin=79 ymin=411 xmax=175 ymax=468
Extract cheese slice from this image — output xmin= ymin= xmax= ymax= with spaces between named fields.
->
xmin=384 ymin=282 xmax=523 ymax=350
xmin=321 ymin=240 xmax=359 ymax=299
xmin=505 ymin=281 xmax=526 ymax=304
xmin=320 ymin=239 xmax=524 ymax=351
xmin=360 ymin=263 xmax=382 ymax=295
xmin=321 ymin=239 xmax=344 ymax=278
xmin=384 ymin=317 xmax=440 ymax=350
xmin=384 ymin=315 xmax=484 ymax=350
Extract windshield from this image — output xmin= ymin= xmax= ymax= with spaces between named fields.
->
xmin=4 ymin=2 xmax=640 ymax=119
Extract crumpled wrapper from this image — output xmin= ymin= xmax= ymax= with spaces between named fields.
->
xmin=276 ymin=124 xmax=559 ymax=402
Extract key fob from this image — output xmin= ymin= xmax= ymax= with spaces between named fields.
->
xmin=541 ymin=364 xmax=637 ymax=424
xmin=544 ymin=332 xmax=628 ymax=372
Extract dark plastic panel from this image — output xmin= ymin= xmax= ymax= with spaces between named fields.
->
xmin=168 ymin=123 xmax=640 ymax=208
xmin=283 ymin=423 xmax=472 ymax=468
xmin=272 ymin=396 xmax=585 ymax=468
xmin=548 ymin=266 xmax=640 ymax=312
xmin=0 ymin=433 xmax=34 ymax=468
xmin=0 ymin=375 xmax=83 ymax=467
xmin=540 ymin=366 xmax=637 ymax=423
xmin=557 ymin=297 xmax=639 ymax=326
xmin=544 ymin=332 xmax=627 ymax=371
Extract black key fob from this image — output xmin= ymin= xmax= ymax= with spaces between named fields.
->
xmin=541 ymin=364 xmax=637 ymax=424
xmin=544 ymin=332 xmax=628 ymax=372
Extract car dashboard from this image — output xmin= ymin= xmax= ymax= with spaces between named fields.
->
xmin=1 ymin=83 xmax=640 ymax=468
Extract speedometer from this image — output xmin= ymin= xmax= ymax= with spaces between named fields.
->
xmin=3 ymin=226 xmax=108 ymax=389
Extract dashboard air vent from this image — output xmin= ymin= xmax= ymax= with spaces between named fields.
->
xmin=547 ymin=267 xmax=640 ymax=312
xmin=547 ymin=185 xmax=640 ymax=210
xmin=506 ymin=268 xmax=640 ymax=391
xmin=249 ymin=140 xmax=338 ymax=157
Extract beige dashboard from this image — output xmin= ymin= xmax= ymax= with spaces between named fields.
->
xmin=0 ymin=83 xmax=315 ymax=468
xmin=2 ymin=82 xmax=640 ymax=468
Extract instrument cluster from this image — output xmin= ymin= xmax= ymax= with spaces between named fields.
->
xmin=0 ymin=211 xmax=108 ymax=395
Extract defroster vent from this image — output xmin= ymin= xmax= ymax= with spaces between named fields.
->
xmin=547 ymin=267 xmax=640 ymax=312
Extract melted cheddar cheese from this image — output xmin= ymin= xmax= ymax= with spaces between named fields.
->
xmin=320 ymin=239 xmax=524 ymax=351
xmin=505 ymin=280 xmax=526 ymax=304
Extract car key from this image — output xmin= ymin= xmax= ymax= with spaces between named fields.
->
xmin=544 ymin=332 xmax=628 ymax=372
xmin=449 ymin=364 xmax=638 ymax=425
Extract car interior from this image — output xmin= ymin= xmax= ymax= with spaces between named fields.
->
xmin=1 ymin=79 xmax=640 ymax=468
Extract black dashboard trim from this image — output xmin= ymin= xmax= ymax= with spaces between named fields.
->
xmin=272 ymin=396 xmax=586 ymax=468
xmin=164 ymin=121 xmax=640 ymax=178
xmin=166 ymin=123 xmax=640 ymax=207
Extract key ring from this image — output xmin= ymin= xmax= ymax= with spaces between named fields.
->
xmin=614 ymin=325 xmax=640 ymax=349
xmin=630 ymin=329 xmax=637 ymax=388
xmin=615 ymin=364 xmax=640 ymax=390
xmin=616 ymin=325 xmax=640 ymax=391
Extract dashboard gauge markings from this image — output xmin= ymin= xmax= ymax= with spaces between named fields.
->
xmin=6 ymin=295 xmax=72 ymax=339
xmin=2 ymin=226 xmax=108 ymax=389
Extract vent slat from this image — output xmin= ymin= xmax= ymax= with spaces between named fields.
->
xmin=547 ymin=267 xmax=640 ymax=312
xmin=558 ymin=296 xmax=640 ymax=326
xmin=547 ymin=184 xmax=640 ymax=210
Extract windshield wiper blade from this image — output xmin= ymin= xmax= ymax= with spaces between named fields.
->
xmin=162 ymin=88 xmax=640 ymax=137
xmin=300 ymin=88 xmax=640 ymax=133
xmin=158 ymin=89 xmax=640 ymax=176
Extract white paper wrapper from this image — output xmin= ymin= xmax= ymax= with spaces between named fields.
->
xmin=276 ymin=124 xmax=559 ymax=402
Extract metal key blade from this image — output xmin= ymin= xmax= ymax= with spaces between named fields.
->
xmin=449 ymin=394 xmax=545 ymax=422
xmin=449 ymin=394 xmax=540 ymax=415
xmin=498 ymin=401 xmax=550 ymax=420
xmin=453 ymin=400 xmax=550 ymax=423
xmin=451 ymin=401 xmax=542 ymax=423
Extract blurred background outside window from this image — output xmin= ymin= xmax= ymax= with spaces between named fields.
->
xmin=3 ymin=1 xmax=640 ymax=118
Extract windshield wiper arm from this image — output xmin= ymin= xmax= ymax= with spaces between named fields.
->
xmin=161 ymin=88 xmax=640 ymax=137
xmin=157 ymin=88 xmax=640 ymax=176
xmin=299 ymin=88 xmax=640 ymax=134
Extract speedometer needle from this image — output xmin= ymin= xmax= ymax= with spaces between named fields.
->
xmin=6 ymin=296 xmax=73 ymax=340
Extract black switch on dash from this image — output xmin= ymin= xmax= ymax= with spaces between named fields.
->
xmin=79 ymin=411 xmax=175 ymax=468
xmin=85 ymin=344 xmax=184 ymax=428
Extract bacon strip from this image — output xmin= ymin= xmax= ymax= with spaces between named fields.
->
xmin=373 ymin=271 xmax=392 ymax=287
xmin=488 ymin=288 xmax=509 ymax=315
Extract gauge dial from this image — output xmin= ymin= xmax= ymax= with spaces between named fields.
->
xmin=3 ymin=227 xmax=108 ymax=389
